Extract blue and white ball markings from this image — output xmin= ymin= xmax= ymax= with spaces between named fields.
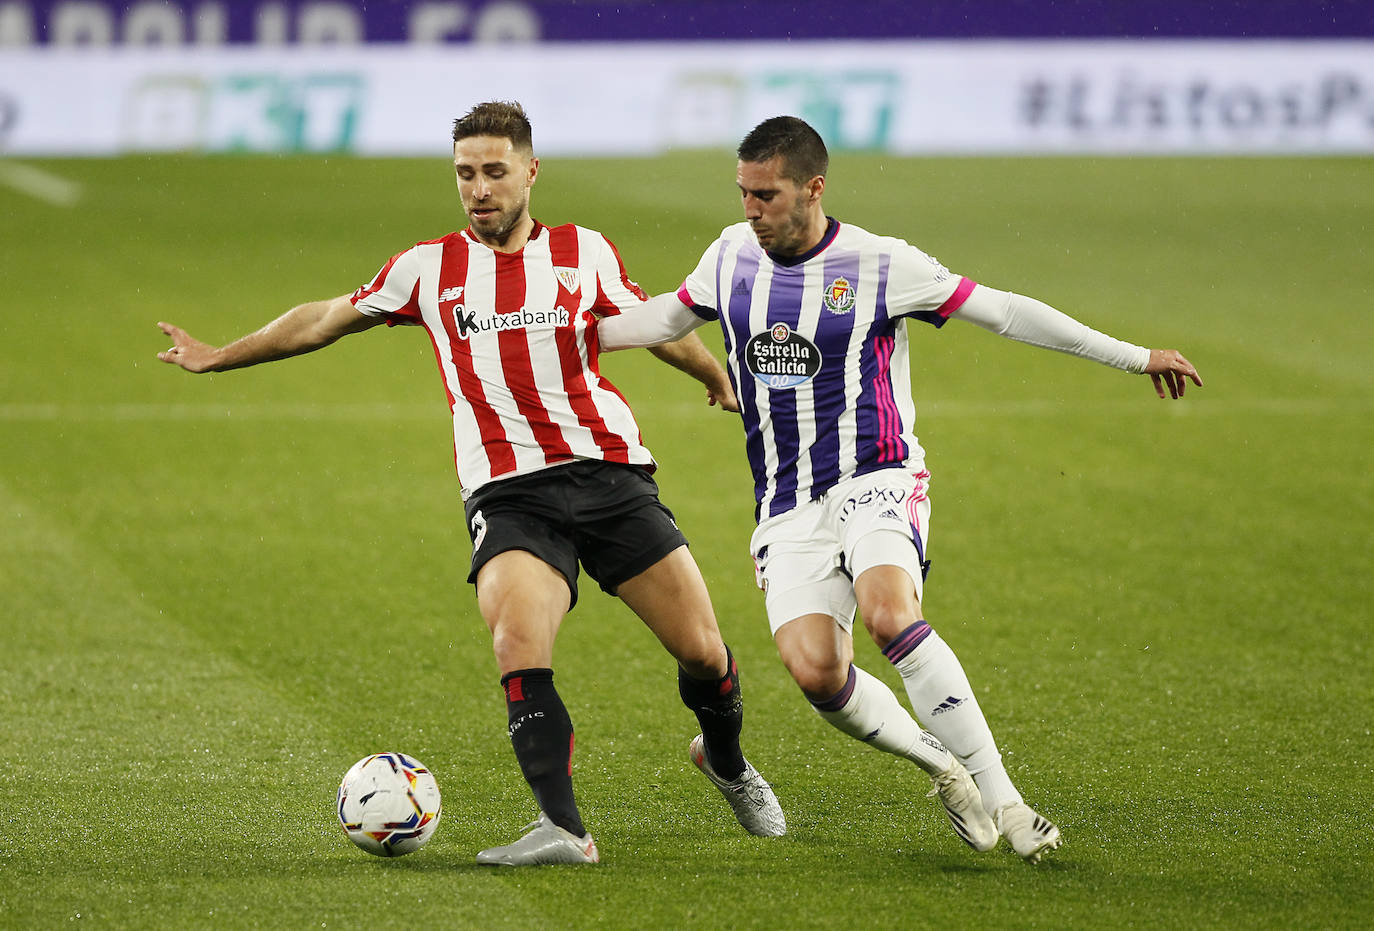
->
xmin=336 ymin=752 xmax=442 ymax=857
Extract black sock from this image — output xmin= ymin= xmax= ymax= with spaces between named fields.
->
xmin=502 ymin=668 xmax=585 ymax=837
xmin=678 ymin=646 xmax=746 ymax=780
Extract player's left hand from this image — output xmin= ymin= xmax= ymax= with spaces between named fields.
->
xmin=707 ymin=380 xmax=740 ymax=413
xmin=1144 ymin=349 xmax=1202 ymax=399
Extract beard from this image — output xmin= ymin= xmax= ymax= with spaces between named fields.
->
xmin=754 ymin=197 xmax=812 ymax=256
xmin=466 ymin=193 xmax=529 ymax=245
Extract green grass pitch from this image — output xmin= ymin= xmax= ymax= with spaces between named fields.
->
xmin=1 ymin=152 xmax=1370 ymax=928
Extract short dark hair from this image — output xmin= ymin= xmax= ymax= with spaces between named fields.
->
xmin=737 ymin=116 xmax=829 ymax=185
xmin=452 ymin=100 xmax=534 ymax=154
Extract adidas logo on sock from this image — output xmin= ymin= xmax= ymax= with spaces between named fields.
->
xmin=930 ymin=695 xmax=966 ymax=716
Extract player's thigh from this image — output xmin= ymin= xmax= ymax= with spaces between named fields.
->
xmin=572 ymin=463 xmax=688 ymax=596
xmin=616 ymin=545 xmax=726 ymax=677
xmin=571 ymin=466 xmax=687 ymax=590
xmin=464 ymin=478 xmax=582 ymax=607
xmin=751 ymin=504 xmax=857 ymax=636
xmin=474 ymin=549 xmax=572 ymax=673
xmin=830 ymin=469 xmax=932 ymax=603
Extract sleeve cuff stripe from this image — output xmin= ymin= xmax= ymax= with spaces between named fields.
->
xmin=937 ymin=276 xmax=977 ymax=317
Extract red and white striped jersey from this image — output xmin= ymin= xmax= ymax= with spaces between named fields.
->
xmin=350 ymin=221 xmax=655 ymax=497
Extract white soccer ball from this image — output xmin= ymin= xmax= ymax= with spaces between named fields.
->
xmin=336 ymin=752 xmax=442 ymax=857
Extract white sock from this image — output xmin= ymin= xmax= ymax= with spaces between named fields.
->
xmin=811 ymin=664 xmax=952 ymax=774
xmin=886 ymin=624 xmax=1023 ymax=815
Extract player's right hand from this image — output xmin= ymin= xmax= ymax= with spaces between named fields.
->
xmin=157 ymin=321 xmax=220 ymax=373
xmin=1144 ymin=349 xmax=1202 ymax=399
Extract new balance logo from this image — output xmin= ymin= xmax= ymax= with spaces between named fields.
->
xmin=930 ymin=695 xmax=966 ymax=716
xmin=440 ymin=286 xmax=464 ymax=302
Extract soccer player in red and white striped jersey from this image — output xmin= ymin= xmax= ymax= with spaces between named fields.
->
xmin=348 ymin=205 xmax=657 ymax=496
xmin=157 ymin=101 xmax=785 ymax=864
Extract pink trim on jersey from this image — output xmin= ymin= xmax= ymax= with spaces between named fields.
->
xmin=936 ymin=276 xmax=977 ymax=317
xmin=906 ymin=492 xmax=923 ymax=535
xmin=676 ymin=283 xmax=694 ymax=307
xmin=872 ymin=334 xmax=904 ymax=463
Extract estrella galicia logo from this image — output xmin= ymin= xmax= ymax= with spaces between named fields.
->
xmin=744 ymin=322 xmax=822 ymax=390
xmin=823 ymin=276 xmax=856 ymax=314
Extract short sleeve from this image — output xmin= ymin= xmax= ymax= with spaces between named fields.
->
xmin=679 ymin=238 xmax=725 ymax=321
xmin=885 ymin=241 xmax=976 ymax=328
xmin=351 ymin=247 xmax=424 ymax=325
xmin=590 ymin=233 xmax=649 ymax=318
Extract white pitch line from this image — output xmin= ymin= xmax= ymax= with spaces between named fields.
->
xmin=0 ymin=398 xmax=1369 ymax=421
xmin=0 ymin=402 xmax=443 ymax=421
xmin=0 ymin=160 xmax=83 ymax=207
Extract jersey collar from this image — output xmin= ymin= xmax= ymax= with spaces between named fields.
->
xmin=767 ymin=217 xmax=839 ymax=267
xmin=461 ymin=219 xmax=545 ymax=250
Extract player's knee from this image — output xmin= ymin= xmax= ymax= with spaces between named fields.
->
xmin=857 ymin=598 xmax=917 ymax=645
xmin=674 ymin=633 xmax=728 ymax=680
xmin=781 ymin=651 xmax=847 ymax=699
xmin=489 ymin=618 xmax=554 ymax=671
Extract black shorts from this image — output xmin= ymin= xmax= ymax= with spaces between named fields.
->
xmin=462 ymin=460 xmax=688 ymax=608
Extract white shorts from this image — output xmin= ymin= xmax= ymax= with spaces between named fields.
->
xmin=749 ymin=467 xmax=932 ymax=635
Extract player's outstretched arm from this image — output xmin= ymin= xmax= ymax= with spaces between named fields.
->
xmin=157 ymin=295 xmax=381 ymax=373
xmin=952 ymin=286 xmax=1203 ymax=400
xmin=598 ymin=291 xmax=738 ymax=411
xmin=1144 ymin=348 xmax=1202 ymax=399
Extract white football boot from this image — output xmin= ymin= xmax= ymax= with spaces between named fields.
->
xmin=476 ymin=812 xmax=599 ymax=866
xmin=926 ymin=759 xmax=999 ymax=852
xmin=994 ymin=802 xmax=1062 ymax=864
xmin=689 ymin=734 xmax=787 ymax=837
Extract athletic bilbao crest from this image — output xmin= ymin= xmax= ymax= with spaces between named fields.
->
xmin=744 ymin=322 xmax=822 ymax=390
xmin=823 ymin=276 xmax=856 ymax=314
xmin=553 ymin=266 xmax=580 ymax=293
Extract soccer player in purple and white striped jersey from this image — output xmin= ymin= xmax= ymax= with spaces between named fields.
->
xmin=600 ymin=116 xmax=1202 ymax=864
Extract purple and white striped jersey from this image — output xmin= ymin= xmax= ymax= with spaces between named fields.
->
xmin=677 ymin=218 xmax=975 ymax=521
